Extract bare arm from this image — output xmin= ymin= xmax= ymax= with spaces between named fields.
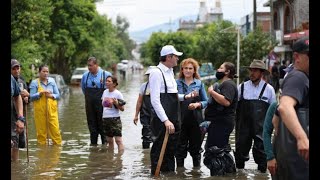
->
xmin=133 ymin=95 xmax=143 ymax=125
xmin=14 ymin=95 xmax=23 ymax=118
xmin=13 ymin=95 xmax=24 ymax=134
xmin=113 ymin=98 xmax=124 ymax=111
xmin=278 ymin=95 xmax=309 ymax=161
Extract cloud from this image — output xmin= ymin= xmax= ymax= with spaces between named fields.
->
xmin=96 ymin=0 xmax=270 ymax=32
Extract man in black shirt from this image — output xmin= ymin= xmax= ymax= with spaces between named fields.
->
xmin=275 ymin=36 xmax=309 ymax=179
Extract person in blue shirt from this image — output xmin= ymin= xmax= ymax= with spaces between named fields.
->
xmin=81 ymin=57 xmax=112 ymax=146
xmin=29 ymin=65 xmax=62 ymax=145
xmin=175 ymin=58 xmax=208 ymax=168
xmin=11 ymin=75 xmax=25 ymax=161
xmin=11 ymin=59 xmax=29 ymax=148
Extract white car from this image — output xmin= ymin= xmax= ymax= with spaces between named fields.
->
xmin=70 ymin=67 xmax=88 ymax=85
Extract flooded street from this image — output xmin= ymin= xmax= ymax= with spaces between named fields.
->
xmin=11 ymin=70 xmax=271 ymax=179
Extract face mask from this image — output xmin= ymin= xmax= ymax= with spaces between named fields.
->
xmin=215 ymin=71 xmax=225 ymax=80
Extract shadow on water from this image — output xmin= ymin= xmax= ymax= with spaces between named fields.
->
xmin=11 ymin=70 xmax=271 ymax=179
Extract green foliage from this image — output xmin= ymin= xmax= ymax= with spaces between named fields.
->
xmin=11 ymin=39 xmax=43 ymax=82
xmin=141 ymin=31 xmax=195 ymax=66
xmin=11 ymin=0 xmax=53 ymax=44
xmin=141 ymin=20 xmax=277 ymax=84
xmin=192 ymin=20 xmax=237 ymax=68
xmin=11 ymin=0 xmax=135 ymax=83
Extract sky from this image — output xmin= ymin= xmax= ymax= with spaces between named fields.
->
xmin=95 ymin=0 xmax=270 ymax=32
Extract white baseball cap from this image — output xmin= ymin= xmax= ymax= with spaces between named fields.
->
xmin=145 ymin=66 xmax=157 ymax=75
xmin=160 ymin=45 xmax=183 ymax=56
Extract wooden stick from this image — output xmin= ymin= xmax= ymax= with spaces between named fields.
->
xmin=154 ymin=128 xmax=169 ymax=177
xmin=25 ymin=104 xmax=29 ymax=163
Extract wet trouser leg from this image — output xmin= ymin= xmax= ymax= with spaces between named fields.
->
xmin=150 ymin=126 xmax=179 ymax=174
xmin=175 ymin=122 xmax=188 ymax=167
xmin=47 ymin=107 xmax=62 ymax=145
xmin=85 ymin=102 xmax=102 ymax=145
xmin=204 ymin=118 xmax=236 ymax=176
xmin=234 ymin=126 xmax=252 ymax=168
xmin=150 ymin=93 xmax=180 ymax=175
xmin=187 ymin=119 xmax=202 ymax=167
xmin=252 ymin=134 xmax=267 ymax=172
xmin=18 ymin=128 xmax=26 ymax=148
xmin=85 ymin=88 xmax=106 ymax=145
xmin=140 ymin=115 xmax=153 ymax=147
xmin=86 ymin=105 xmax=98 ymax=144
xmin=274 ymin=114 xmax=309 ymax=180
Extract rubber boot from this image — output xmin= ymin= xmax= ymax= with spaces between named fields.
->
xmin=142 ymin=142 xmax=150 ymax=149
xmin=101 ymin=136 xmax=106 ymax=145
xmin=176 ymin=158 xmax=184 ymax=168
xmin=258 ymin=164 xmax=267 ymax=173
xmin=192 ymin=155 xmax=201 ymax=167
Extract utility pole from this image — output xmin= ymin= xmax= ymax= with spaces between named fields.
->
xmin=253 ymin=0 xmax=257 ymax=31
xmin=237 ymin=26 xmax=240 ymax=86
xmin=270 ymin=0 xmax=274 ymax=38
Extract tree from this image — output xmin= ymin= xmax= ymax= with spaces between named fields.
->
xmin=141 ymin=31 xmax=195 ymax=66
xmin=11 ymin=0 xmax=53 ymax=82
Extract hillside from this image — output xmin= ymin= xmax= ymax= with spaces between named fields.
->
xmin=129 ymin=15 xmax=197 ymax=44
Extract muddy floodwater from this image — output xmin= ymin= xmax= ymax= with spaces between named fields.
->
xmin=11 ymin=70 xmax=271 ymax=179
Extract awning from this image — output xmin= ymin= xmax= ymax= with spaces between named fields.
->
xmin=274 ymin=45 xmax=292 ymax=53
xmin=283 ymin=30 xmax=309 ymax=41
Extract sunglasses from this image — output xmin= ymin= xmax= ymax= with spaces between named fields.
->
xmin=92 ymin=81 xmax=96 ymax=87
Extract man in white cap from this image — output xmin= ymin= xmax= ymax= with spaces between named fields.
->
xmin=234 ymin=59 xmax=276 ymax=173
xmin=148 ymin=45 xmax=183 ymax=175
xmin=133 ymin=66 xmax=157 ymax=149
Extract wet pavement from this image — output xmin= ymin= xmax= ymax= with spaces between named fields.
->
xmin=11 ymin=70 xmax=271 ymax=179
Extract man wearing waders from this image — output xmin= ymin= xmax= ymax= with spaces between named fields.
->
xmin=81 ymin=57 xmax=112 ymax=146
xmin=234 ymin=59 xmax=276 ymax=173
xmin=148 ymin=45 xmax=183 ymax=175
xmin=133 ymin=66 xmax=157 ymax=149
xmin=275 ymin=37 xmax=309 ymax=179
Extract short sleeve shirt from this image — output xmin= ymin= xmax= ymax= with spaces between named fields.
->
xmin=281 ymin=69 xmax=309 ymax=108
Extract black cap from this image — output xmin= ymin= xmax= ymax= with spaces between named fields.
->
xmin=11 ymin=59 xmax=21 ymax=68
xmin=292 ymin=36 xmax=309 ymax=53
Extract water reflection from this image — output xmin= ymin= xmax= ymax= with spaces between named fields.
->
xmin=82 ymin=147 xmax=123 ymax=179
xmin=11 ymin=70 xmax=271 ymax=179
xmin=33 ymin=145 xmax=62 ymax=179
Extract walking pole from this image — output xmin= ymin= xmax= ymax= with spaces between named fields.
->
xmin=24 ymin=104 xmax=29 ymax=163
xmin=46 ymin=97 xmax=50 ymax=145
xmin=154 ymin=128 xmax=169 ymax=177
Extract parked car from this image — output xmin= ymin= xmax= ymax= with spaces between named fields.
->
xmin=70 ymin=67 xmax=88 ymax=85
xmin=48 ymin=74 xmax=70 ymax=96
xmin=199 ymin=62 xmax=217 ymax=85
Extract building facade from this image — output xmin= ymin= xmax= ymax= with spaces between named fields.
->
xmin=178 ymin=0 xmax=223 ymax=32
xmin=240 ymin=12 xmax=271 ymax=36
xmin=264 ymin=0 xmax=309 ymax=63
